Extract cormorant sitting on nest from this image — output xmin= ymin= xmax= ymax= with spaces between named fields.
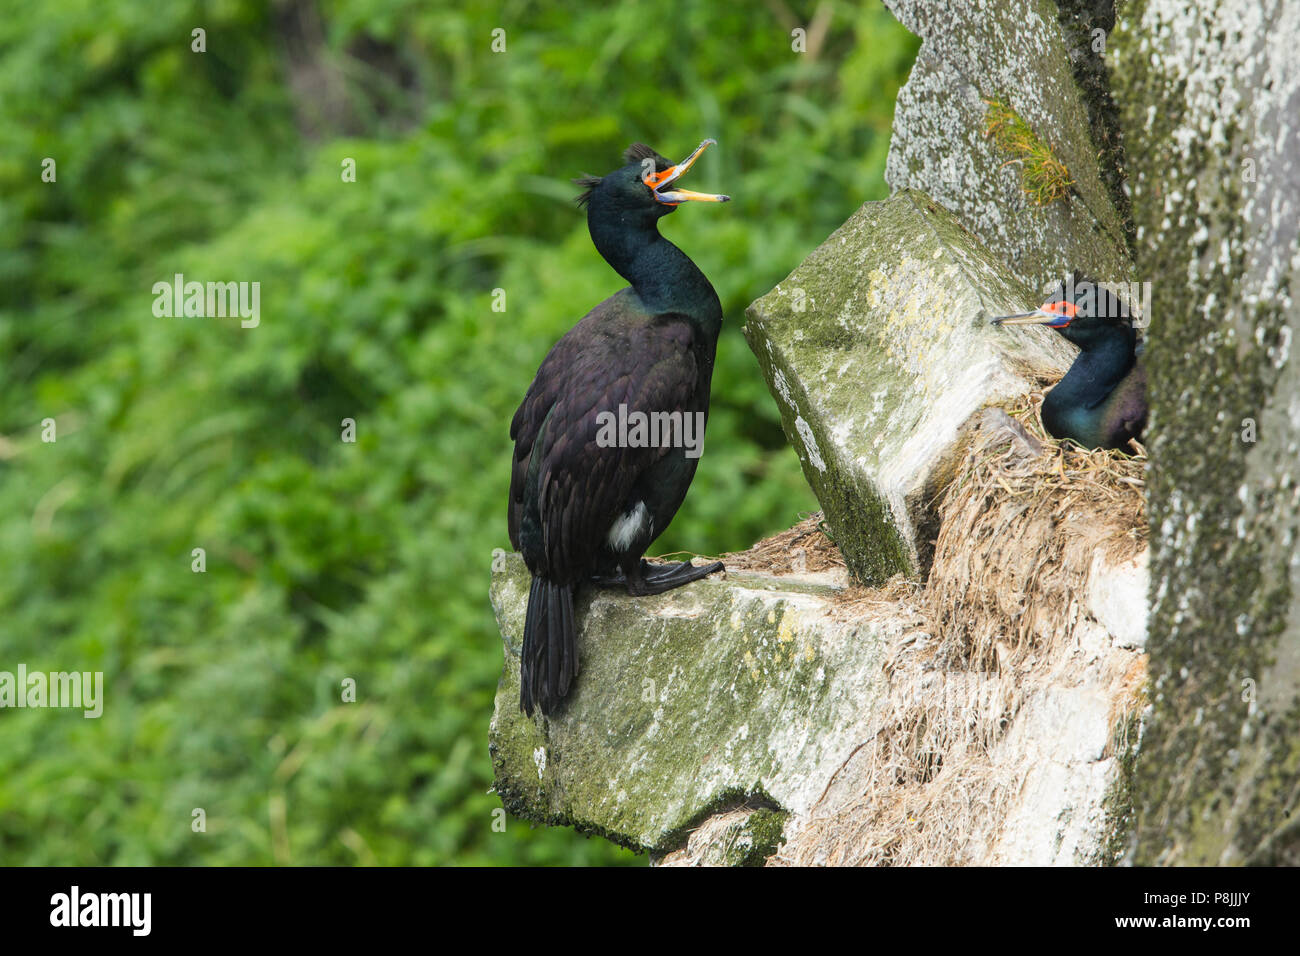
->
xmin=992 ymin=275 xmax=1146 ymax=450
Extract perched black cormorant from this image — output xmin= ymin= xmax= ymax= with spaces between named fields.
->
xmin=991 ymin=277 xmax=1147 ymax=450
xmin=508 ymin=140 xmax=730 ymax=716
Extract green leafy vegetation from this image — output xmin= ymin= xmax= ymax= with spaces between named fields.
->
xmin=0 ymin=0 xmax=917 ymax=865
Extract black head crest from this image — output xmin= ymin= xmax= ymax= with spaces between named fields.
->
xmin=574 ymin=143 xmax=672 ymax=206
xmin=573 ymin=174 xmax=603 ymax=208
xmin=622 ymin=143 xmax=671 ymax=171
xmin=1056 ymin=272 xmax=1138 ymax=328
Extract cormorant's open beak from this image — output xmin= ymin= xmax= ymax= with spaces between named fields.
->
xmin=644 ymin=139 xmax=731 ymax=205
xmin=990 ymin=299 xmax=1078 ymax=328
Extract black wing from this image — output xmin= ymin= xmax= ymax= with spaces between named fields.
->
xmin=508 ymin=293 xmax=698 ymax=581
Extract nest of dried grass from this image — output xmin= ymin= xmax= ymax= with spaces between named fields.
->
xmin=761 ymin=394 xmax=1148 ymax=867
xmin=720 ymin=511 xmax=846 ymax=576
xmin=927 ymin=393 xmax=1146 ymax=672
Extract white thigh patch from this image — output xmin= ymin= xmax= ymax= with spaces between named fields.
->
xmin=607 ymin=501 xmax=651 ymax=552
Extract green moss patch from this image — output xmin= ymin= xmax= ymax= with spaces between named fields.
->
xmin=984 ymin=98 xmax=1074 ymax=205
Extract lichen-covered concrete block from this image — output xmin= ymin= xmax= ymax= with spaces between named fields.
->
xmin=883 ymin=0 xmax=1132 ymax=291
xmin=487 ymin=553 xmax=898 ymax=856
xmin=489 ymin=535 xmax=1147 ymax=865
xmin=743 ymin=190 xmax=1073 ymax=583
xmin=1112 ymin=0 xmax=1300 ymax=866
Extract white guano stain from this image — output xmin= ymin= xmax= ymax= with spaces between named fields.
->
xmin=795 ymin=416 xmax=826 ymax=472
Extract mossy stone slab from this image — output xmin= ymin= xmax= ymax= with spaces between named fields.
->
xmin=744 ymin=190 xmax=1073 ymax=583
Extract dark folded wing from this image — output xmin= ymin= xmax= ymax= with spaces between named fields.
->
xmin=509 ymin=299 xmax=698 ymax=579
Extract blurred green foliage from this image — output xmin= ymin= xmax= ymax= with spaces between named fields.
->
xmin=0 ymin=0 xmax=916 ymax=864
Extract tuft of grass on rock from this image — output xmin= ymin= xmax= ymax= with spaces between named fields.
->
xmin=984 ymin=98 xmax=1073 ymax=205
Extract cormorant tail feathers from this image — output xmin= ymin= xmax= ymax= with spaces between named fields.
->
xmin=520 ymin=577 xmax=578 ymax=716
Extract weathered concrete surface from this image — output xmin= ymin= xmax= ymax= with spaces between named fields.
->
xmin=990 ymin=586 xmax=1146 ymax=865
xmin=488 ymin=553 xmax=897 ymax=854
xmin=744 ymin=191 xmax=1074 ymax=583
xmin=490 ymin=541 xmax=1147 ymax=865
xmin=1112 ymin=0 xmax=1300 ymax=865
xmin=884 ymin=0 xmax=1132 ymax=292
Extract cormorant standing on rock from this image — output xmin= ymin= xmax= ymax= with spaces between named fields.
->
xmin=508 ymin=140 xmax=730 ymax=716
